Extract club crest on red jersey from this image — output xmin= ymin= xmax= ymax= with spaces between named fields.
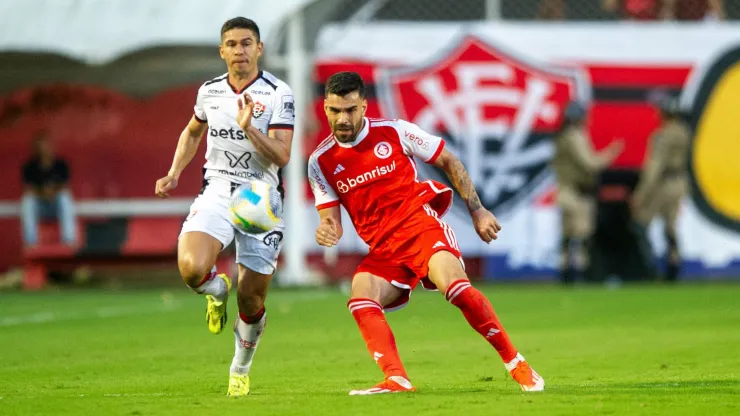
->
xmin=378 ymin=35 xmax=590 ymax=215
xmin=374 ymin=141 xmax=392 ymax=159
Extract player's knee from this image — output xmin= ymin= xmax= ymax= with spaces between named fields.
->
xmin=236 ymin=272 xmax=269 ymax=315
xmin=178 ymin=254 xmax=212 ymax=288
xmin=349 ymin=273 xmax=399 ymax=306
xmin=427 ymin=251 xmax=467 ymax=293
xmin=349 ymin=274 xmax=381 ymax=303
xmin=436 ymin=271 xmax=468 ymax=294
xmin=236 ymin=292 xmax=265 ymax=316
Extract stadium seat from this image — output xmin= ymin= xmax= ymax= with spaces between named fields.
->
xmin=19 ymin=216 xmax=235 ymax=290
xmin=22 ymin=221 xmax=81 ymax=289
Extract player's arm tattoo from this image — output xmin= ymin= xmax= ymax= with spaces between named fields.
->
xmin=441 ymin=154 xmax=483 ymax=213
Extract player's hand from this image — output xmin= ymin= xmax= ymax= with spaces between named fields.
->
xmin=155 ymin=175 xmax=178 ymax=198
xmin=471 ymin=208 xmax=502 ymax=243
xmin=236 ymin=93 xmax=255 ymax=131
xmin=316 ymin=217 xmax=340 ymax=247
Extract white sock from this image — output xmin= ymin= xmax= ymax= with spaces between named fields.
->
xmin=230 ymin=311 xmax=267 ymax=375
xmin=504 ymin=353 xmax=526 ymax=372
xmin=192 ymin=266 xmax=227 ymax=302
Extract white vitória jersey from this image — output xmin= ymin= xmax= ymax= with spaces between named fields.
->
xmin=193 ymin=70 xmax=295 ymax=190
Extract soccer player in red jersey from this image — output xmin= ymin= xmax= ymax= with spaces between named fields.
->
xmin=308 ymin=72 xmax=545 ymax=395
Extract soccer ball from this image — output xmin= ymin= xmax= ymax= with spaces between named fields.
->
xmin=229 ymin=180 xmax=282 ymax=234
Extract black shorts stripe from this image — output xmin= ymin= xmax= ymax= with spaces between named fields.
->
xmin=199 ymin=168 xmax=208 ymax=195
xmin=268 ymin=124 xmax=294 ymax=130
xmin=277 ymin=168 xmax=285 ymax=200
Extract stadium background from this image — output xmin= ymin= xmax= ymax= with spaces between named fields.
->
xmin=1 ymin=0 xmax=739 ymax=287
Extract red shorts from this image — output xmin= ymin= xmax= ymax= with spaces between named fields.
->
xmin=355 ymin=204 xmax=463 ymax=311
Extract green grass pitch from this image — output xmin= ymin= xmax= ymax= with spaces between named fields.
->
xmin=1 ymin=282 xmax=739 ymax=415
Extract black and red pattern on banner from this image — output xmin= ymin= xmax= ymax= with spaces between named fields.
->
xmin=307 ymin=36 xmax=702 ymax=280
xmin=310 ymin=51 xmax=691 ymax=222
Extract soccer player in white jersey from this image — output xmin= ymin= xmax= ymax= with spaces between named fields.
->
xmin=154 ymin=17 xmax=295 ymax=396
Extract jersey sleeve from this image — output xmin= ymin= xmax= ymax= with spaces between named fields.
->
xmin=269 ymin=83 xmax=295 ymax=130
xmin=308 ymin=154 xmax=339 ymax=210
xmin=193 ymin=87 xmax=207 ymax=123
xmin=394 ymin=119 xmax=445 ymax=163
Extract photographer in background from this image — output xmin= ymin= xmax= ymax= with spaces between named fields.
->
xmin=20 ymin=131 xmax=78 ymax=246
xmin=631 ymin=96 xmax=691 ymax=281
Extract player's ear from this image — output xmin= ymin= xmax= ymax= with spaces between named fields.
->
xmin=362 ymin=99 xmax=368 ymax=116
xmin=218 ymin=43 xmax=225 ymax=60
xmin=256 ymin=41 xmax=264 ymax=58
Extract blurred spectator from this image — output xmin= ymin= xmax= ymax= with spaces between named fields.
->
xmin=602 ymin=0 xmax=660 ymax=20
xmin=631 ymin=95 xmax=691 ymax=281
xmin=670 ymin=0 xmax=725 ymax=20
xmin=552 ymin=101 xmax=624 ymax=284
xmin=537 ymin=0 xmax=566 ymax=20
xmin=602 ymin=0 xmax=725 ymax=20
xmin=20 ymin=132 xmax=77 ymax=246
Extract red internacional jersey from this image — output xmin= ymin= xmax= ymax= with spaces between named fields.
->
xmin=308 ymin=117 xmax=454 ymax=251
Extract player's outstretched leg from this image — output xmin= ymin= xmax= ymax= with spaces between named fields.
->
xmin=347 ymin=273 xmax=415 ymax=395
xmin=428 ymin=251 xmax=545 ymax=392
xmin=178 ymin=232 xmax=230 ymax=334
xmin=227 ymin=265 xmax=271 ymax=397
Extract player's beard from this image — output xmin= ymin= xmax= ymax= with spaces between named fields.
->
xmin=333 ymin=120 xmax=362 ymax=143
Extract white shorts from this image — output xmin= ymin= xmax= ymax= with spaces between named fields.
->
xmin=179 ymin=178 xmax=284 ymax=275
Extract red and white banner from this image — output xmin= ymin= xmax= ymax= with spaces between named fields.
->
xmin=307 ymin=23 xmax=740 ymax=278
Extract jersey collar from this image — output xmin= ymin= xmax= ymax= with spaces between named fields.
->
xmin=334 ymin=117 xmax=369 ymax=148
xmin=228 ymin=70 xmax=261 ymax=95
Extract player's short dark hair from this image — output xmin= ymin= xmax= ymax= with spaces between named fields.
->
xmin=221 ymin=17 xmax=260 ymax=42
xmin=325 ymin=72 xmax=366 ymax=98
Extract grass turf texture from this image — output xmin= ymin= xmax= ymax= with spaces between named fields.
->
xmin=1 ymin=283 xmax=739 ymax=415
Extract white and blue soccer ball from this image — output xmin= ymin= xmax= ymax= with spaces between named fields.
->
xmin=229 ymin=180 xmax=283 ymax=234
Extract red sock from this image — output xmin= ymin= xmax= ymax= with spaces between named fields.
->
xmin=348 ymin=298 xmax=408 ymax=379
xmin=445 ymin=279 xmax=518 ymax=363
xmin=195 ymin=271 xmax=216 ymax=287
xmin=239 ymin=306 xmax=265 ymax=324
